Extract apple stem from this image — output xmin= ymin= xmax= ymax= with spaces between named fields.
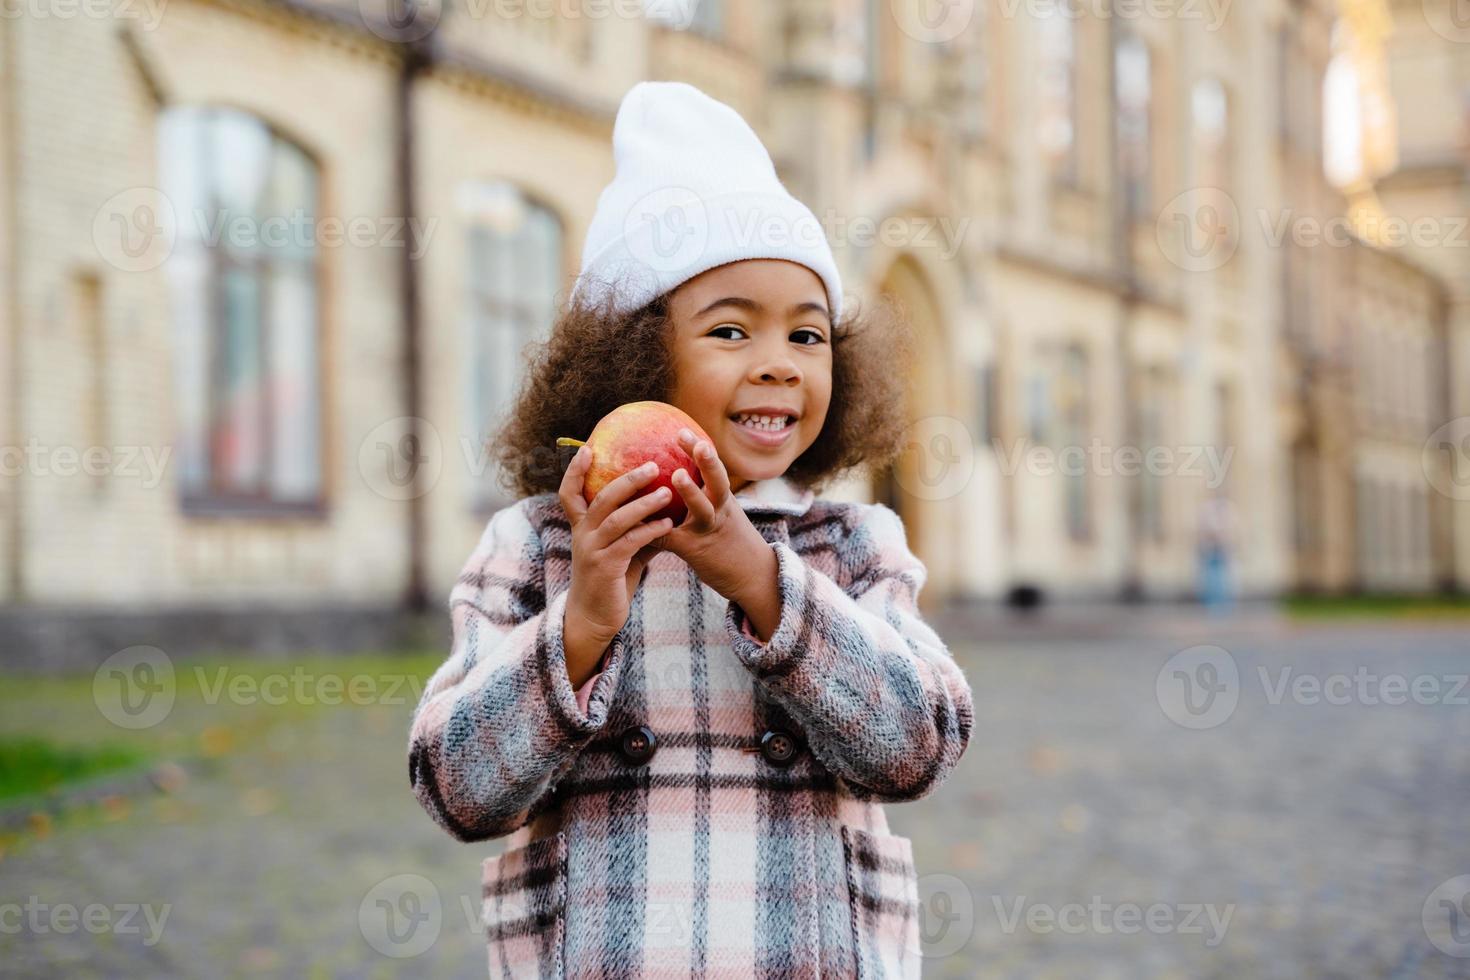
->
xmin=556 ymin=437 xmax=587 ymax=448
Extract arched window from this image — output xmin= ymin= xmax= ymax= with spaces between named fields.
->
xmin=1191 ymin=77 xmax=1231 ymax=192
xmin=159 ymin=105 xmax=322 ymax=511
xmin=1059 ymin=343 xmax=1090 ymax=541
xmin=1037 ymin=6 xmax=1078 ymax=183
xmin=1114 ymin=34 xmax=1152 ymax=220
xmin=461 ymin=181 xmax=563 ymax=509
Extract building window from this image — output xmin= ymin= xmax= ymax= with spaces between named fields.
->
xmin=160 ymin=106 xmax=322 ymax=511
xmin=462 ymin=182 xmax=563 ymax=510
xmin=1115 ymin=34 xmax=1152 ymax=221
xmin=1037 ymin=6 xmax=1078 ymax=183
xmin=935 ymin=1 xmax=988 ymax=140
xmin=976 ymin=363 xmax=996 ymax=447
xmin=1059 ymin=344 xmax=1090 ymax=541
xmin=1139 ymin=367 xmax=1169 ymax=542
xmin=1026 ymin=371 xmax=1050 ymax=445
xmin=1192 ymin=76 xmax=1231 ymax=191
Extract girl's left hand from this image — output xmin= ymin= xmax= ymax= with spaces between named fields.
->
xmin=655 ymin=428 xmax=770 ymax=600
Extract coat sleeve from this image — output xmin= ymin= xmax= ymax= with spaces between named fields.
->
xmin=407 ymin=498 xmax=629 ymax=842
xmin=723 ymin=502 xmax=973 ymax=803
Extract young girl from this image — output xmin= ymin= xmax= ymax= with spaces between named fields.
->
xmin=408 ymin=81 xmax=974 ymax=979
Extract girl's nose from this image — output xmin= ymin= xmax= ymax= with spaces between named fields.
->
xmin=749 ymin=344 xmax=801 ymax=385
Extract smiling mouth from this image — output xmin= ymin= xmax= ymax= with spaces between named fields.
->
xmin=729 ymin=414 xmax=797 ymax=433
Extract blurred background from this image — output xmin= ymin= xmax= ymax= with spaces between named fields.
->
xmin=1 ymin=0 xmax=1468 ymax=976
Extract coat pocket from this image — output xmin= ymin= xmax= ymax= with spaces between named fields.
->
xmin=841 ymin=825 xmax=923 ymax=980
xmin=481 ymin=830 xmax=568 ymax=980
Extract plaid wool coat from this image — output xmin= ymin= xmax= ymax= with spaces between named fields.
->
xmin=407 ymin=474 xmax=974 ymax=979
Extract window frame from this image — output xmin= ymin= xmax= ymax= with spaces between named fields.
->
xmin=162 ymin=104 xmax=327 ymax=519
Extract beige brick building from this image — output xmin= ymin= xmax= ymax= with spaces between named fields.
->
xmin=0 ymin=0 xmax=1462 ymax=662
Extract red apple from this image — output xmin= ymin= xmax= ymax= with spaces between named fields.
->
xmin=557 ymin=401 xmax=709 ymax=525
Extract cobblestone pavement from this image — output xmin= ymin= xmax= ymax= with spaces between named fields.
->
xmin=1 ymin=615 xmax=1468 ymax=978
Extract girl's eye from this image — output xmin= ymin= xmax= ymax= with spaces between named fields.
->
xmin=708 ymin=325 xmax=827 ymax=345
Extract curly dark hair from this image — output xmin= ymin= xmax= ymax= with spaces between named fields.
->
xmin=487 ymin=274 xmax=916 ymax=500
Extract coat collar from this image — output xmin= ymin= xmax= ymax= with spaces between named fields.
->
xmin=733 ymin=474 xmax=814 ymax=517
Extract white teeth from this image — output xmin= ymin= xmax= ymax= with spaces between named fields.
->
xmin=734 ymin=414 xmax=791 ymax=431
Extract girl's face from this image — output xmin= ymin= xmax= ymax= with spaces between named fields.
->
xmin=666 ymin=259 xmax=834 ymax=495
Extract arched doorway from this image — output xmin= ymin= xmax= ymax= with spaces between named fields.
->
xmin=869 ymin=255 xmax=954 ymax=610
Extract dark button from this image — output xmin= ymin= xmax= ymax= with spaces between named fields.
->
xmin=618 ymin=725 xmax=658 ymax=765
xmin=760 ymin=729 xmax=800 ymax=767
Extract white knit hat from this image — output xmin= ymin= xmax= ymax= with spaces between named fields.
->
xmin=570 ymin=81 xmax=844 ymax=324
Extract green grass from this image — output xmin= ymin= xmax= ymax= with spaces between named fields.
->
xmin=1282 ymin=593 xmax=1470 ymax=620
xmin=0 ymin=650 xmax=445 ymax=806
xmin=0 ymin=735 xmax=151 ymax=803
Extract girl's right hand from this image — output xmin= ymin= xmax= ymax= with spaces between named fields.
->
xmin=558 ymin=446 xmax=673 ymax=648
